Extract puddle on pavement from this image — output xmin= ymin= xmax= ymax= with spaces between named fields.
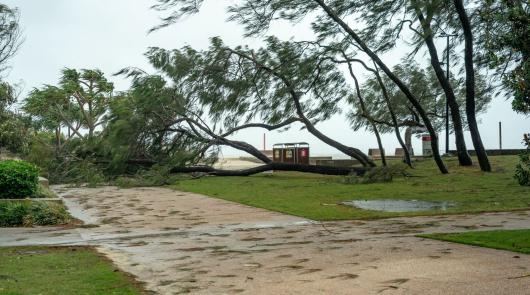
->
xmin=341 ymin=200 xmax=456 ymax=212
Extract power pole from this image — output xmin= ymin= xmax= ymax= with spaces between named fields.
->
xmin=499 ymin=122 xmax=502 ymax=150
xmin=439 ymin=32 xmax=458 ymax=154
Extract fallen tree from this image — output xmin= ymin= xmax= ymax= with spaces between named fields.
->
xmin=170 ymin=162 xmax=366 ymax=176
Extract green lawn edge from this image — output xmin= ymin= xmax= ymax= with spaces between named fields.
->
xmin=0 ymin=246 xmax=146 ymax=295
xmin=418 ymin=229 xmax=530 ymax=254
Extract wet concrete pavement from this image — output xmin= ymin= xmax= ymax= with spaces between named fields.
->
xmin=1 ymin=186 xmax=529 ymax=294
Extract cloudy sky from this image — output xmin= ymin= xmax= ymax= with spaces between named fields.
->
xmin=4 ymin=0 xmax=529 ymax=158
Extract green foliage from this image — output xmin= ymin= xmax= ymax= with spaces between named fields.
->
xmin=0 ymin=82 xmax=17 ymax=112
xmin=0 ymin=82 xmax=32 ymax=155
xmin=139 ymin=36 xmax=350 ymax=130
xmin=0 ymin=112 xmax=31 ymax=154
xmin=26 ymin=202 xmax=70 ymax=226
xmin=63 ymin=160 xmax=105 ymax=187
xmin=515 ymin=134 xmax=530 ymax=186
xmin=0 ymin=4 xmax=21 ymax=76
xmin=24 ymin=68 xmax=114 ymax=139
xmin=0 ymin=160 xmax=39 ymax=198
xmin=0 ymin=201 xmax=70 ymax=227
xmin=0 ymin=201 xmax=27 ymax=226
xmin=343 ymin=163 xmax=409 ymax=184
xmin=115 ymin=165 xmax=185 ymax=188
xmin=24 ymin=132 xmax=56 ymax=178
xmin=104 ymin=84 xmax=204 ymax=173
xmin=351 ymin=61 xmax=492 ymax=134
xmin=20 ymin=69 xmax=128 ymax=184
xmin=22 ymin=69 xmax=115 ymax=184
xmin=35 ymin=184 xmax=57 ymax=198
xmin=477 ymin=0 xmax=530 ymax=114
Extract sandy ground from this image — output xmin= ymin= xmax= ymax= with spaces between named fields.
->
xmin=1 ymin=186 xmax=530 ymax=295
xmin=213 ymin=157 xmax=263 ymax=170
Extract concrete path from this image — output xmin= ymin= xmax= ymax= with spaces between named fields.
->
xmin=1 ymin=186 xmax=529 ymax=295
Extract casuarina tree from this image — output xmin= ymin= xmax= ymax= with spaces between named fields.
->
xmin=152 ymin=0 xmax=450 ymax=173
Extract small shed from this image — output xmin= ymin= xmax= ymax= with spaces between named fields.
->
xmin=273 ymin=142 xmax=310 ymax=165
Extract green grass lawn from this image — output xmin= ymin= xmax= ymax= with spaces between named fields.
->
xmin=171 ymin=156 xmax=530 ymax=220
xmin=0 ymin=246 xmax=144 ymax=295
xmin=420 ymin=229 xmax=530 ymax=254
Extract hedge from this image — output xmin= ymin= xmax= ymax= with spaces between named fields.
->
xmin=0 ymin=160 xmax=39 ymax=199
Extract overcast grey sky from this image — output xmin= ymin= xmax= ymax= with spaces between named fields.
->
xmin=4 ymin=0 xmax=529 ymax=158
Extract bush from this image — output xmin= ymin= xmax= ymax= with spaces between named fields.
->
xmin=0 ymin=201 xmax=71 ymax=227
xmin=35 ymin=185 xmax=57 ymax=198
xmin=343 ymin=163 xmax=409 ymax=185
xmin=0 ymin=160 xmax=39 ymax=199
xmin=0 ymin=201 xmax=28 ymax=226
xmin=114 ymin=165 xmax=183 ymax=188
xmin=515 ymin=134 xmax=530 ymax=186
xmin=26 ymin=202 xmax=70 ymax=226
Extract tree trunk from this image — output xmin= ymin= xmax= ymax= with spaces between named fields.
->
xmin=372 ymin=126 xmax=387 ymax=167
xmin=170 ymin=162 xmax=366 ymax=176
xmin=453 ymin=0 xmax=492 ymax=172
xmin=221 ymin=139 xmax=272 ymax=164
xmin=414 ymin=6 xmax=473 ymax=166
xmin=348 ymin=64 xmax=387 ymax=166
xmin=405 ymin=127 xmax=413 ymax=155
xmin=300 ymin=118 xmax=375 ymax=167
xmin=373 ymin=65 xmax=413 ymax=167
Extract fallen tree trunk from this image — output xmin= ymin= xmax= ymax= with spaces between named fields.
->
xmin=170 ymin=162 xmax=366 ymax=176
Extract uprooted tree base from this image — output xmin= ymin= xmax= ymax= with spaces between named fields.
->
xmin=170 ymin=162 xmax=366 ymax=176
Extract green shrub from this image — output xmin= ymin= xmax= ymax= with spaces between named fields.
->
xmin=35 ymin=184 xmax=57 ymax=198
xmin=26 ymin=202 xmax=70 ymax=226
xmin=515 ymin=134 xmax=530 ymax=186
xmin=0 ymin=201 xmax=71 ymax=227
xmin=0 ymin=202 xmax=28 ymax=226
xmin=0 ymin=160 xmax=39 ymax=199
xmin=115 ymin=165 xmax=183 ymax=188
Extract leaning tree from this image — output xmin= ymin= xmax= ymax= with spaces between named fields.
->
xmin=355 ymin=0 xmax=503 ymax=171
xmin=349 ymin=61 xmax=492 ymax=164
xmin=152 ymin=0 xmax=450 ymax=173
xmin=140 ymin=37 xmax=377 ymax=167
xmin=107 ymin=39 xmax=373 ymax=176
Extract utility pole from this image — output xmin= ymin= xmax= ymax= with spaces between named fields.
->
xmin=499 ymin=122 xmax=502 ymax=150
xmin=439 ymin=32 xmax=458 ymax=154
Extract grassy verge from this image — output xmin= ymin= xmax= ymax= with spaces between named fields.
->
xmin=170 ymin=156 xmax=530 ymax=220
xmin=419 ymin=229 xmax=530 ymax=254
xmin=0 ymin=246 xmax=145 ymax=295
